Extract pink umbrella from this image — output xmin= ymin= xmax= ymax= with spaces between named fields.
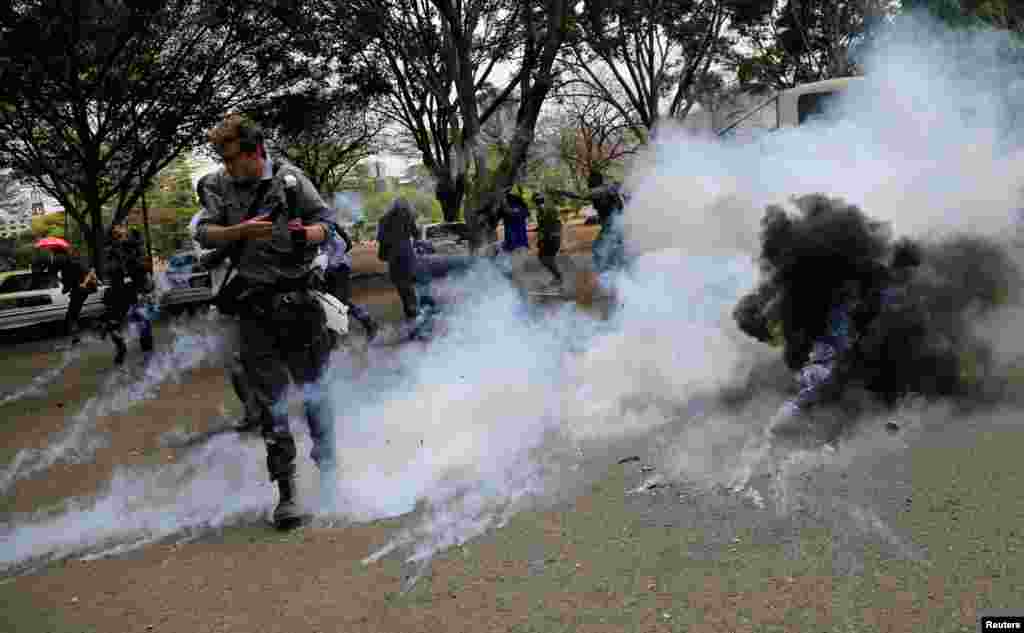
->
xmin=34 ymin=237 xmax=71 ymax=251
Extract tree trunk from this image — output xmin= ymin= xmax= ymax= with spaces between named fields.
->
xmin=438 ymin=0 xmax=570 ymax=253
xmin=460 ymin=141 xmax=497 ymax=253
xmin=87 ymin=201 xmax=106 ymax=280
xmin=469 ymin=77 xmax=555 ymax=250
xmin=463 ymin=150 xmax=502 ymax=253
xmin=434 ymin=170 xmax=466 ymax=222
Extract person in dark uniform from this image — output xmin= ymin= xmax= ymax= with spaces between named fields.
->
xmin=533 ymin=192 xmax=563 ymax=289
xmin=322 ymin=224 xmax=378 ymax=341
xmin=101 ymin=221 xmax=154 ymax=365
xmin=193 ymin=176 xmax=263 ymax=433
xmin=195 ymin=113 xmax=338 ymax=529
xmin=500 ymin=191 xmax=530 ymax=254
xmin=377 ymin=197 xmax=421 ymax=322
xmin=586 ymin=171 xmax=626 ymax=274
xmin=53 ymin=248 xmax=97 ymax=344
xmin=547 ymin=171 xmax=627 ymax=278
xmin=30 ymin=249 xmax=57 ymax=289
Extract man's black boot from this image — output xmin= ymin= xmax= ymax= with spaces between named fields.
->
xmin=234 ymin=416 xmax=261 ymax=434
xmin=362 ymin=317 xmax=379 ymax=343
xmin=273 ymin=477 xmax=306 ymax=530
xmin=350 ymin=305 xmax=378 ymax=343
xmin=113 ymin=338 xmax=127 ymax=366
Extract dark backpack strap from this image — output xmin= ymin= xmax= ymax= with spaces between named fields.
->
xmin=218 ymin=163 xmax=283 ymax=295
xmin=242 ymin=162 xmax=282 ymax=221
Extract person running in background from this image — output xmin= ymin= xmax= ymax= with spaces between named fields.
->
xmin=323 ymin=223 xmax=379 ymax=342
xmin=101 ymin=221 xmax=154 ymax=365
xmin=585 ymin=171 xmax=626 ymax=275
xmin=548 ymin=170 xmax=627 ymax=275
xmin=377 ymin=197 xmax=422 ymax=325
xmin=533 ymin=191 xmax=563 ymax=290
xmin=501 ymin=191 xmax=530 ymax=253
xmin=53 ymin=248 xmax=97 ymax=344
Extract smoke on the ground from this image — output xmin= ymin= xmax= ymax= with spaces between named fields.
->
xmin=622 ymin=10 xmax=1024 ymax=528
xmin=3 ymin=11 xmax=1024 ymax=578
xmin=0 ymin=319 xmax=226 ymax=496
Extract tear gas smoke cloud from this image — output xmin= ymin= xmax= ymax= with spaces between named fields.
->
xmin=734 ymin=194 xmax=1020 ymax=406
xmin=0 ymin=434 xmax=269 ymax=573
xmin=627 ymin=11 xmax=1024 ymax=530
xmin=0 ymin=256 xmax=754 ymax=573
xmin=0 ymin=321 xmax=226 ymax=495
xmin=4 ymin=12 xmax=1024 ymax=576
xmin=625 ymin=16 xmax=1024 ymax=256
xmin=623 ymin=12 xmax=1024 ymax=408
xmin=325 ymin=266 xmax=595 ymax=523
xmin=339 ymin=254 xmax=758 ymax=567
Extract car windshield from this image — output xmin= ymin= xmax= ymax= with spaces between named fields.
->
xmin=797 ymin=91 xmax=843 ymax=124
xmin=0 ymin=273 xmax=58 ymax=293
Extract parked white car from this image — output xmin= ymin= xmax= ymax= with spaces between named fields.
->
xmin=157 ymin=249 xmax=214 ymax=309
xmin=0 ymin=269 xmax=106 ymax=331
xmin=0 ymin=249 xmax=216 ymax=331
xmin=419 ymin=222 xmax=470 ymax=255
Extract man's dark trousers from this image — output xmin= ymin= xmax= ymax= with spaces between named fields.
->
xmin=64 ymin=288 xmax=89 ymax=338
xmin=239 ymin=289 xmax=334 ymax=482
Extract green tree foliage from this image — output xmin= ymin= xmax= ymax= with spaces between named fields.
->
xmin=729 ymin=0 xmax=898 ymax=88
xmin=136 ymin=156 xmax=199 ymax=257
xmin=146 ymin=156 xmax=196 ymax=211
xmin=349 ymin=0 xmax=519 ymax=223
xmin=442 ymin=0 xmax=575 ymax=249
xmin=567 ymin=0 xmax=774 ymax=131
xmin=903 ymin=0 xmax=1024 ymax=33
xmin=361 ymin=188 xmax=442 ymax=225
xmin=143 ymin=208 xmax=200 ymax=257
xmin=348 ymin=0 xmax=574 ymax=246
xmin=30 ymin=213 xmax=65 ymax=238
xmin=0 ymin=0 xmax=361 ymax=276
xmin=252 ymin=80 xmax=388 ymax=197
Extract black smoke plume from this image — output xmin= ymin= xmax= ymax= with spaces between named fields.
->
xmin=734 ymin=193 xmax=1022 ymax=406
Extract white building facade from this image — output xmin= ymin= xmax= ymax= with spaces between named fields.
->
xmin=0 ymin=184 xmax=61 ymax=239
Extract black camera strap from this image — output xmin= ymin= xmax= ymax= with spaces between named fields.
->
xmin=215 ymin=164 xmax=282 ymax=297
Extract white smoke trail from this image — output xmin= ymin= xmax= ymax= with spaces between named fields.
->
xmin=337 ymin=252 xmax=757 ymax=567
xmin=626 ymin=25 xmax=1024 ymax=258
xmin=0 ymin=320 xmax=226 ymax=494
xmin=0 ymin=345 xmax=84 ymax=407
xmin=0 ymin=254 xmax=754 ymax=574
xmin=0 ymin=434 xmax=270 ymax=574
xmin=616 ymin=12 xmax=1024 ymax=562
xmin=325 ymin=266 xmax=590 ymax=523
xmin=636 ymin=18 xmax=1019 ymax=438
xmin=3 ymin=13 xmax=1023 ymax=576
